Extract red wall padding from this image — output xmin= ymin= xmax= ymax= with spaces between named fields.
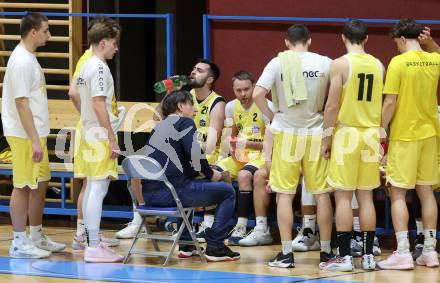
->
xmin=207 ymin=0 xmax=440 ymax=101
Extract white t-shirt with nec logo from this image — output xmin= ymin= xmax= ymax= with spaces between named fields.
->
xmin=256 ymin=51 xmax=332 ymax=133
xmin=76 ymin=55 xmax=118 ymax=140
xmin=1 ymin=44 xmax=49 ymax=138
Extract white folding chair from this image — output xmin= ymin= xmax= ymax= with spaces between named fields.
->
xmin=121 ymin=155 xmax=206 ymax=265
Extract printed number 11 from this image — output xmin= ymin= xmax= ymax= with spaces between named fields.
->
xmin=357 ymin=73 xmax=374 ymax=102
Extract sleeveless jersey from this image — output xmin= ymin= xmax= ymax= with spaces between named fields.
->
xmin=191 ymin=89 xmax=222 ymax=144
xmin=337 ymin=53 xmax=383 ymax=127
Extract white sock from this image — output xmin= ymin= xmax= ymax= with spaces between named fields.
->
xmin=301 ymin=180 xmax=316 ymax=206
xmin=76 ymin=219 xmax=85 ymax=236
xmin=304 ymin=214 xmax=316 ymax=233
xmin=423 ymin=229 xmax=437 ymax=252
xmin=29 ymin=225 xmax=43 ymax=240
xmin=416 ymin=220 xmax=424 ymax=235
xmin=132 ymin=211 xmax=142 ymax=225
xmin=320 ymin=240 xmax=331 ymax=254
xmin=237 ymin=217 xmax=248 ymax=228
xmin=282 ymin=240 xmax=293 ymax=255
xmin=204 ymin=214 xmax=215 ymax=228
xmin=351 ymin=194 xmax=359 ymax=209
xmin=353 ymin=217 xmax=361 ymax=232
xmin=255 ymin=216 xmax=268 ymax=231
xmin=13 ymin=231 xmax=26 ymax=246
xmin=83 ymin=179 xmax=110 ymax=248
xmin=395 ymin=231 xmax=410 ymax=254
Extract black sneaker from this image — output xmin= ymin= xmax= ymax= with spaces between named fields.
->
xmin=412 ymin=233 xmax=424 ymax=260
xmin=268 ymin=251 xmax=295 ymax=268
xmin=178 ymin=245 xmax=203 ymax=258
xmin=320 ymin=251 xmax=334 ymax=263
xmin=205 ymin=245 xmax=240 ymax=262
xmin=351 ymin=231 xmax=363 ymax=257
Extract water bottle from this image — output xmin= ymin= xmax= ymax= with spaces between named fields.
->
xmin=153 ymin=75 xmax=189 ymax=94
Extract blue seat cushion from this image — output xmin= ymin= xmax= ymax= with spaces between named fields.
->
xmin=137 ymin=204 xmax=177 ymax=211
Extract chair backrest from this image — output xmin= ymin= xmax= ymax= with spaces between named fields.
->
xmin=122 ymin=155 xmax=181 ymax=207
xmin=122 ymin=155 xmax=167 ymax=181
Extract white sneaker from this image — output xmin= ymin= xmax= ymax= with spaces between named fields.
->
xmin=319 ymin=255 xmax=354 ymax=272
xmin=115 ymin=222 xmax=145 ymax=239
xmin=362 ymin=254 xmax=376 ymax=270
xmin=292 ymin=228 xmax=320 ymax=252
xmin=239 ymin=227 xmax=273 ymax=246
xmin=10 ymin=240 xmax=51 ymax=259
xmin=30 ymin=235 xmax=66 ymax=252
xmin=227 ymin=224 xmax=247 ymax=245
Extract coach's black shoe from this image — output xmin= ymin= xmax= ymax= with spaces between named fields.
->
xmin=268 ymin=251 xmax=295 ymax=268
xmin=205 ymin=245 xmax=240 ymax=262
xmin=320 ymin=251 xmax=334 ymax=263
xmin=178 ymin=245 xmax=204 ymax=258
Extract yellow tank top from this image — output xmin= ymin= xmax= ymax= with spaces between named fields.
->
xmin=233 ymin=100 xmax=265 ymax=143
xmin=337 ymin=53 xmax=383 ymax=127
xmin=191 ymin=89 xmax=222 ymax=144
xmin=233 ymin=100 xmax=266 ymax=162
xmin=74 ymin=49 xmax=119 ymax=117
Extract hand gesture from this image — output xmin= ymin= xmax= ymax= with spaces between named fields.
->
xmin=109 ymin=138 xmax=120 ymax=160
xmin=419 ymin=27 xmax=433 ymax=45
xmin=32 ymin=139 xmax=43 ymax=163
xmin=321 ymin=137 xmax=332 ymax=160
xmin=211 ymin=169 xmax=222 ymax=181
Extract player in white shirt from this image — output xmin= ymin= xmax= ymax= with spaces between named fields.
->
xmin=2 ymin=12 xmax=66 ymax=259
xmin=75 ymin=17 xmax=124 ymax=263
xmin=253 ymin=24 xmax=332 ymax=268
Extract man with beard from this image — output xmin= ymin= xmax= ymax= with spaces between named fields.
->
xmin=187 ymin=59 xmax=226 ymax=241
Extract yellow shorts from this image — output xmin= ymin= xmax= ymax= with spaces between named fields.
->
xmin=75 ymin=136 xmax=118 ymax=180
xmin=269 ymin=132 xmax=330 ymax=195
xmin=386 ymin=136 xmax=438 ymax=189
xmin=216 ymin=151 xmax=265 ymax=179
xmin=73 ymin=120 xmax=86 ymax=178
xmin=327 ymin=127 xmax=381 ymax=190
xmin=436 ymin=137 xmax=440 ymax=192
xmin=6 ymin=136 xmax=50 ymax=189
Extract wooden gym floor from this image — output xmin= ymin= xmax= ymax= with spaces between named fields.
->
xmin=0 ymin=218 xmax=438 ymax=283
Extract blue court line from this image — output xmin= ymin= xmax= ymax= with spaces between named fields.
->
xmin=0 ymin=256 xmax=361 ymax=283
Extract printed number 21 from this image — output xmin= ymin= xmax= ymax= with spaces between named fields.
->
xmin=357 ymin=73 xmax=374 ymax=102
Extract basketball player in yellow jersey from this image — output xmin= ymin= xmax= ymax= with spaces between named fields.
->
xmin=321 ymin=20 xmax=384 ymax=272
xmin=190 ymin=59 xmax=225 ymax=165
xmin=216 ymin=71 xmax=273 ymax=245
xmin=378 ymin=19 xmax=440 ymax=270
xmin=187 ymin=59 xmax=226 ymax=239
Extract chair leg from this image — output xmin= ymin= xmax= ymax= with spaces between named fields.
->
xmin=124 ymin=217 xmax=147 ymax=264
xmin=182 ymin=209 xmax=206 ymax=263
xmin=163 ymin=217 xmax=186 ymax=266
xmin=145 ymin=225 xmax=160 ymax=252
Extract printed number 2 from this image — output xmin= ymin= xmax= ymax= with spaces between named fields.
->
xmin=253 ymin=113 xmax=258 ymax=122
xmin=357 ymin=73 xmax=374 ymax=102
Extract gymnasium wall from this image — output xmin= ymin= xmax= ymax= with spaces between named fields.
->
xmin=207 ymin=0 xmax=440 ymax=101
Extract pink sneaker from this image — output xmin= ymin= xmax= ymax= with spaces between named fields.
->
xmin=84 ymin=243 xmax=124 ymax=263
xmin=72 ymin=233 xmax=120 ymax=251
xmin=377 ymin=251 xmax=414 ymax=270
xmin=72 ymin=234 xmax=86 ymax=250
xmin=416 ymin=250 xmax=440 ymax=267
